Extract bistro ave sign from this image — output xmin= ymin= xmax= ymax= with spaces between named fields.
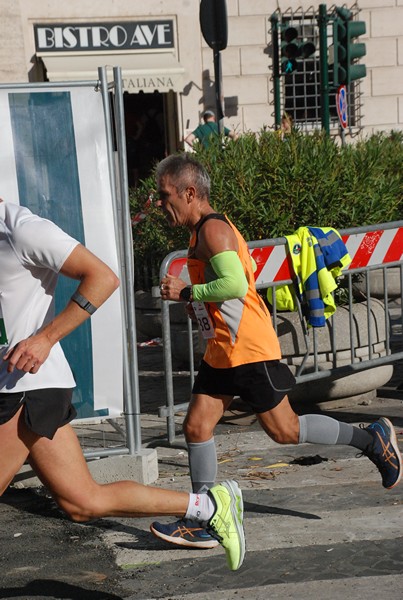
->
xmin=34 ymin=21 xmax=174 ymax=52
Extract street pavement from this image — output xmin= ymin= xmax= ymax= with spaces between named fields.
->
xmin=107 ymin=393 xmax=403 ymax=600
xmin=1 ymin=344 xmax=402 ymax=599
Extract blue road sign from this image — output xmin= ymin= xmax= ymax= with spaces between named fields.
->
xmin=336 ymin=85 xmax=348 ymax=129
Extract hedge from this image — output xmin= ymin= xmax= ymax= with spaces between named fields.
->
xmin=129 ymin=129 xmax=403 ymax=291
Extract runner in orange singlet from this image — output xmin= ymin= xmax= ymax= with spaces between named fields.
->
xmin=187 ymin=212 xmax=281 ymax=369
xmin=150 ymin=153 xmax=401 ymax=550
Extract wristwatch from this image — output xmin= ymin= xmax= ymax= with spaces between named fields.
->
xmin=179 ymin=286 xmax=193 ymax=303
xmin=71 ymin=290 xmax=97 ymax=315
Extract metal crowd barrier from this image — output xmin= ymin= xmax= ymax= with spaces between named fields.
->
xmin=158 ymin=221 xmax=403 ymax=444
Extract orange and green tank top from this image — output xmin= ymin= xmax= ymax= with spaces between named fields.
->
xmin=187 ymin=214 xmax=281 ymax=368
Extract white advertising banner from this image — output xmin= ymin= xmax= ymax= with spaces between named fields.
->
xmin=0 ymin=85 xmax=123 ymax=420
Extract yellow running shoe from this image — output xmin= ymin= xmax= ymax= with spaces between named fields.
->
xmin=206 ymin=480 xmax=245 ymax=571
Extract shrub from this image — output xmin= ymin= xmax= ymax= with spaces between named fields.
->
xmin=129 ymin=129 xmax=403 ymax=290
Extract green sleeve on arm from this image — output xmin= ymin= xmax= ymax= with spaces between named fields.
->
xmin=192 ymin=251 xmax=248 ymax=302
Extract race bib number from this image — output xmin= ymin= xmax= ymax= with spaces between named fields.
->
xmin=192 ymin=301 xmax=215 ymax=339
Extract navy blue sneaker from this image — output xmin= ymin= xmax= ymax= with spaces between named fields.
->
xmin=363 ymin=417 xmax=402 ymax=489
xmin=150 ymin=518 xmax=219 ymax=549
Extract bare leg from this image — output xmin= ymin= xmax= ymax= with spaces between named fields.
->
xmin=29 ymin=423 xmax=191 ymax=521
xmin=0 ymin=406 xmax=38 ymax=494
xmin=0 ymin=408 xmax=189 ymax=522
xmin=184 ymin=393 xmax=233 ymax=442
xmin=256 ymin=395 xmax=300 ymax=444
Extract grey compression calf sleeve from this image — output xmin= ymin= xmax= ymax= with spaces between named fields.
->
xmin=188 ymin=437 xmax=217 ymax=493
xmin=298 ymin=414 xmax=372 ymax=450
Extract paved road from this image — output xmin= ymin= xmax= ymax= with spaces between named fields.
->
xmin=1 ymin=346 xmax=402 ymax=599
xmin=104 ymin=398 xmax=403 ymax=600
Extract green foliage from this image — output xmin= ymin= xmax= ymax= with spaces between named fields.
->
xmin=130 ymin=130 xmax=403 ymax=290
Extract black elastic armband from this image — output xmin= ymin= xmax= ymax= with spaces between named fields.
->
xmin=71 ymin=291 xmax=97 ymax=315
xmin=179 ymin=286 xmax=193 ymax=303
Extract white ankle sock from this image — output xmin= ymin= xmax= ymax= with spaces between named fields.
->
xmin=185 ymin=492 xmax=215 ymax=523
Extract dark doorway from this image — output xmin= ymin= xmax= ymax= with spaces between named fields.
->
xmin=124 ymin=91 xmax=166 ymax=187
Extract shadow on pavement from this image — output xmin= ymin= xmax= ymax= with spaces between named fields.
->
xmin=0 ymin=579 xmax=123 ymax=600
xmin=0 ymin=487 xmax=65 ymax=519
xmin=244 ymin=499 xmax=321 ymax=520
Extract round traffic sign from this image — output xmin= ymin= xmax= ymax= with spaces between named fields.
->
xmin=336 ymin=85 xmax=348 ymax=129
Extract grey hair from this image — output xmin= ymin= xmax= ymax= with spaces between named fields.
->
xmin=155 ymin=154 xmax=210 ymax=199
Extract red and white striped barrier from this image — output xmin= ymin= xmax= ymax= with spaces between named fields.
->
xmin=166 ymin=225 xmax=403 ymax=286
xmin=343 ymin=228 xmax=403 ymax=270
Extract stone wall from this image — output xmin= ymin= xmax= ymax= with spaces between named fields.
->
xmin=0 ymin=0 xmax=27 ymax=82
xmin=0 ymin=2 xmax=401 ymax=138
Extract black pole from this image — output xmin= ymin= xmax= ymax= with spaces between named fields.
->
xmin=270 ymin=14 xmax=281 ymax=129
xmin=213 ymin=49 xmax=224 ymax=135
xmin=318 ymin=4 xmax=330 ymax=134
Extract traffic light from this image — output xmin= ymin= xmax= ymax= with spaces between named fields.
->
xmin=281 ymin=24 xmax=316 ymax=74
xmin=333 ymin=8 xmax=366 ymax=86
xmin=200 ymin=0 xmax=228 ymax=52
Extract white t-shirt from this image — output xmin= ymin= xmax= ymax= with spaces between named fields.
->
xmin=0 ymin=202 xmax=79 ymax=392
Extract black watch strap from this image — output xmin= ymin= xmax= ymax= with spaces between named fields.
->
xmin=179 ymin=286 xmax=192 ymax=302
xmin=71 ymin=291 xmax=97 ymax=315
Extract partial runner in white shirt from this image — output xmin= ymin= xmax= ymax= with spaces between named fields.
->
xmin=0 ymin=202 xmax=78 ymax=392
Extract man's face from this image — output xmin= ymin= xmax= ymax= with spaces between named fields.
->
xmin=156 ymin=175 xmax=188 ymax=227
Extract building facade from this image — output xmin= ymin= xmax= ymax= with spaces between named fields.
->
xmin=1 ymin=0 xmax=402 ymax=184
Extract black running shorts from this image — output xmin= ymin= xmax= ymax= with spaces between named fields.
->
xmin=0 ymin=388 xmax=76 ymax=439
xmin=192 ymin=359 xmax=296 ymax=413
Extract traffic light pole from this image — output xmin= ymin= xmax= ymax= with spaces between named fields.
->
xmin=200 ymin=0 xmax=228 ymax=138
xmin=213 ymin=49 xmax=224 ymax=135
xmin=270 ymin=13 xmax=282 ymax=130
xmin=318 ymin=4 xmax=330 ymax=135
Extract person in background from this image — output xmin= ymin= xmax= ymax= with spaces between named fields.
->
xmin=276 ymin=112 xmax=293 ymax=141
xmin=185 ymin=110 xmax=238 ymax=149
xmin=0 ymin=199 xmax=245 ymax=571
xmin=150 ymin=153 xmax=402 ymax=550
xmin=281 ymin=112 xmax=293 ymax=135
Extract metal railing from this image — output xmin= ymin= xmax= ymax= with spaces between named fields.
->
xmin=157 ymin=221 xmax=403 ymax=444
